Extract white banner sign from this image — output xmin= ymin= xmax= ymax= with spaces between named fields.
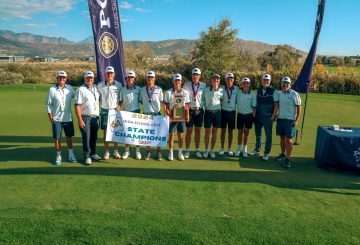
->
xmin=106 ymin=110 xmax=169 ymax=147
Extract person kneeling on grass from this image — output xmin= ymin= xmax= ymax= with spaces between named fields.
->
xmin=203 ymin=74 xmax=224 ymax=159
xmin=272 ymin=76 xmax=301 ymax=168
xmin=236 ymin=77 xmax=257 ymax=157
xmin=164 ymin=73 xmax=190 ymax=161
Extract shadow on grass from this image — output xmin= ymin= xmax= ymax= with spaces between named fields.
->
xmin=0 ymin=162 xmax=358 ymax=196
xmin=0 ymin=137 xmax=359 ymax=196
xmin=0 ymin=136 xmax=83 ymax=144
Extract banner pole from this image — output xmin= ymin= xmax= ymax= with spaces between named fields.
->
xmin=295 ymin=91 xmax=309 ymax=145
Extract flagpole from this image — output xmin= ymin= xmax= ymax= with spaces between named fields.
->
xmin=294 ymin=88 xmax=309 ymax=145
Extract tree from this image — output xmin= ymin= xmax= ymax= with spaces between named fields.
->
xmin=259 ymin=45 xmax=303 ymax=71
xmin=191 ymin=19 xmax=238 ymax=78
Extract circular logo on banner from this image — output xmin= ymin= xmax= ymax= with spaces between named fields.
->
xmin=98 ymin=32 xmax=118 ymax=58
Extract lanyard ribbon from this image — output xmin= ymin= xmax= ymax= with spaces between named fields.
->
xmin=191 ymin=82 xmax=200 ymax=100
xmin=226 ymin=86 xmax=233 ymax=103
xmin=147 ymin=86 xmax=156 ymax=102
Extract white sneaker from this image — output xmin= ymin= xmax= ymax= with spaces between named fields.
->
xmin=178 ymin=152 xmax=185 ymax=161
xmin=218 ymin=150 xmax=224 ymax=156
xmin=262 ymin=153 xmax=269 ymax=161
xmin=203 ymin=151 xmax=209 ymax=158
xmin=227 ymin=150 xmax=234 ymax=156
xmin=103 ymin=152 xmax=110 ymax=160
xmin=54 ymin=155 xmax=62 ymax=165
xmin=114 ymin=151 xmax=121 ymax=159
xmin=196 ymin=151 xmax=203 ymax=159
xmin=68 ymin=153 xmax=77 ymax=163
xmin=184 ymin=150 xmax=190 ymax=159
xmin=243 ymin=151 xmax=248 ymax=158
xmin=122 ymin=151 xmax=130 ymax=160
xmin=135 ymin=151 xmax=142 ymax=160
xmin=249 ymin=150 xmax=260 ymax=156
xmin=168 ymin=151 xmax=174 ymax=161
xmin=210 ymin=151 xmax=216 ymax=159
xmin=235 ymin=150 xmax=241 ymax=157
xmin=85 ymin=157 xmax=92 ymax=165
xmin=91 ymin=154 xmax=102 ymax=161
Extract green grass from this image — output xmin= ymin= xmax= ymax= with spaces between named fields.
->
xmin=0 ymin=84 xmax=359 ymax=244
xmin=325 ymin=65 xmax=360 ymax=76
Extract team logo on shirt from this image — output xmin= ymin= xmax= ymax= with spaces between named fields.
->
xmin=98 ymin=32 xmax=118 ymax=58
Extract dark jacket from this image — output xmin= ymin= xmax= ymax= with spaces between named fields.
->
xmin=255 ymin=87 xmax=276 ymax=118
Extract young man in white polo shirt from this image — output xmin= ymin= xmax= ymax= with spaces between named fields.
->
xmin=183 ymin=68 xmax=206 ymax=159
xmin=45 ymin=71 xmax=77 ymax=165
xmin=236 ymin=77 xmax=257 ymax=157
xmin=97 ymin=66 xmax=122 ymax=160
xmin=272 ymin=76 xmax=301 ymax=168
xmin=74 ymin=71 xmax=102 ymax=165
xmin=219 ymin=72 xmax=239 ymax=156
xmin=203 ymin=74 xmax=224 ymax=159
xmin=119 ymin=70 xmax=142 ymax=160
xmin=164 ymin=74 xmax=190 ymax=161
xmin=139 ymin=71 xmax=164 ymax=160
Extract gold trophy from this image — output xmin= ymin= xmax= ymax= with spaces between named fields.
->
xmin=171 ymin=92 xmax=186 ymax=122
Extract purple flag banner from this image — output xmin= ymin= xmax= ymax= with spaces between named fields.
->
xmin=87 ymin=0 xmax=126 ymax=84
xmin=292 ymin=0 xmax=326 ymax=93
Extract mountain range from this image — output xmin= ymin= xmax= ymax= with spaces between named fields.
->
xmin=0 ymin=30 xmax=283 ymax=58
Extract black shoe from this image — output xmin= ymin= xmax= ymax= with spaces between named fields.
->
xmin=274 ymin=153 xmax=286 ymax=161
xmin=282 ymin=158 xmax=291 ymax=168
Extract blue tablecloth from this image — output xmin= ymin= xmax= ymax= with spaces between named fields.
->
xmin=315 ymin=126 xmax=360 ymax=171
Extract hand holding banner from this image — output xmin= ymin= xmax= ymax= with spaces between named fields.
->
xmin=106 ymin=110 xmax=170 ymax=147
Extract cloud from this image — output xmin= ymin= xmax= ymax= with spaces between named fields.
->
xmin=135 ymin=8 xmax=151 ymax=13
xmin=0 ymin=0 xmax=76 ymax=20
xmin=119 ymin=1 xmax=133 ymax=9
xmin=12 ymin=23 xmax=57 ymax=28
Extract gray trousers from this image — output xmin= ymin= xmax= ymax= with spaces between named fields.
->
xmin=79 ymin=116 xmax=99 ymax=158
xmin=254 ymin=117 xmax=273 ymax=154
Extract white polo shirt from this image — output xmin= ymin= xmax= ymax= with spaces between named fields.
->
xmin=221 ymin=85 xmax=239 ymax=112
xmin=74 ymin=84 xmax=100 ymax=116
xmin=119 ymin=85 xmax=141 ymax=112
xmin=46 ymin=84 xmax=75 ymax=122
xmin=237 ymin=90 xmax=257 ymax=114
xmin=164 ymin=88 xmax=191 ymax=109
xmin=97 ymin=80 xmax=122 ymax=110
xmin=275 ymin=89 xmax=302 ymax=120
xmin=203 ymin=86 xmax=224 ymax=111
xmin=183 ymin=81 xmax=206 ymax=109
xmin=139 ymin=85 xmax=163 ymax=114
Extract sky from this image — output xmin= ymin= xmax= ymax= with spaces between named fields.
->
xmin=0 ymin=0 xmax=359 ymax=56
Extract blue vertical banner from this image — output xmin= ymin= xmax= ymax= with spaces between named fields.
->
xmin=87 ymin=0 xmax=126 ymax=84
xmin=292 ymin=0 xmax=326 ymax=93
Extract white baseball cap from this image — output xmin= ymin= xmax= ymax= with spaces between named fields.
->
xmin=105 ymin=66 xmax=115 ymax=73
xmin=173 ymin=73 xmax=182 ymax=80
xmin=242 ymin=77 xmax=251 ymax=83
xmin=192 ymin=68 xmax=201 ymax=75
xmin=146 ymin=71 xmax=156 ymax=77
xmin=126 ymin=70 xmax=136 ymax=77
xmin=281 ymin=76 xmax=291 ymax=83
xmin=212 ymin=74 xmax=221 ymax=79
xmin=56 ymin=71 xmax=67 ymax=77
xmin=225 ymin=73 xmax=234 ymax=79
xmin=84 ymin=71 xmax=94 ymax=78
xmin=262 ymin=74 xmax=271 ymax=80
